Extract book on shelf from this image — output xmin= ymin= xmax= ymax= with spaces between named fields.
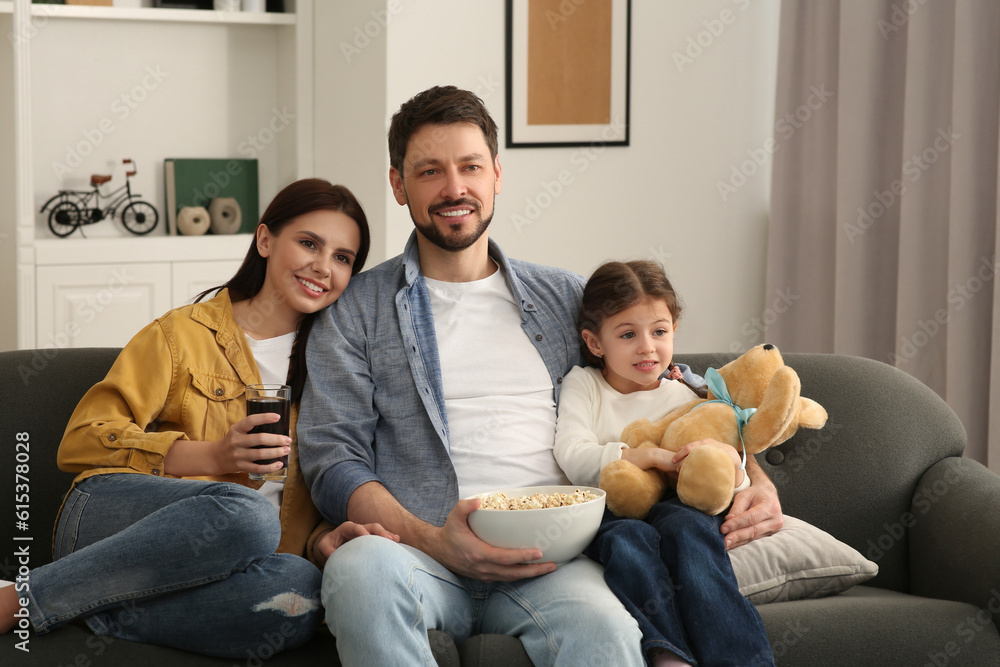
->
xmin=163 ymin=158 xmax=259 ymax=236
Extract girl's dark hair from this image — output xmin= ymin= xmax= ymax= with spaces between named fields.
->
xmin=196 ymin=178 xmax=371 ymax=403
xmin=578 ymin=259 xmax=684 ymax=368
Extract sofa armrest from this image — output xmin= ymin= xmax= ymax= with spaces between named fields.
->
xmin=909 ymin=456 xmax=1000 ymax=630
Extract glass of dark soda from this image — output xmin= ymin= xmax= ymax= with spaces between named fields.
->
xmin=246 ymin=384 xmax=291 ymax=481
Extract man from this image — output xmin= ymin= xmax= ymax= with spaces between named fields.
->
xmin=298 ymin=85 xmax=782 ymax=666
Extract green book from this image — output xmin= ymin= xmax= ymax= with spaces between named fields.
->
xmin=164 ymin=158 xmax=259 ymax=235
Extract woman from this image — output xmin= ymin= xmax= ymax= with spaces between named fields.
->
xmin=0 ymin=179 xmax=396 ymax=658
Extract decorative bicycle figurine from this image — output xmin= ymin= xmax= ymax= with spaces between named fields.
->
xmin=41 ymin=158 xmax=159 ymax=237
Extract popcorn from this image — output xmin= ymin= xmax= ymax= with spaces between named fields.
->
xmin=478 ymin=489 xmax=599 ymax=510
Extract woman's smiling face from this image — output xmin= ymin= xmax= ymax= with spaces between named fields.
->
xmin=256 ymin=209 xmax=362 ymax=319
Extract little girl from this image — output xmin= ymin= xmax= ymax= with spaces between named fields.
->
xmin=0 ymin=179 xmax=397 ymax=657
xmin=554 ymin=260 xmax=774 ymax=667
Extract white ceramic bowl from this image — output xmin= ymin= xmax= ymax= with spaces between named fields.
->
xmin=466 ymin=485 xmax=606 ymax=565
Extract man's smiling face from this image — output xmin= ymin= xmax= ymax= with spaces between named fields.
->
xmin=390 ymin=122 xmax=502 ymax=252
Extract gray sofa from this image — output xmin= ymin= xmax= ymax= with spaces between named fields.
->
xmin=2 ymin=347 xmax=999 ymax=666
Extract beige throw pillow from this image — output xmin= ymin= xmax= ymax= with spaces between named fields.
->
xmin=728 ymin=515 xmax=879 ymax=605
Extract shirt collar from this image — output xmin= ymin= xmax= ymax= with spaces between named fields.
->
xmin=401 ymin=231 xmax=527 ymax=308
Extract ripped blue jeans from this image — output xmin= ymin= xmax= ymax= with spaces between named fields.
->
xmin=25 ymin=474 xmax=322 ymax=659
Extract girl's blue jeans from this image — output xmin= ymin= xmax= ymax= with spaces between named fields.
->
xmin=585 ymin=495 xmax=775 ymax=666
xmin=25 ymin=473 xmax=322 ymax=659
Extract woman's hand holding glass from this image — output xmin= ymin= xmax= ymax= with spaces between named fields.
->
xmin=163 ymin=413 xmax=290 ymax=478
xmin=217 ymin=412 xmax=291 ymax=476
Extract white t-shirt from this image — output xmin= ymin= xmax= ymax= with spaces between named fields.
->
xmin=425 ymin=265 xmax=570 ymax=498
xmin=245 ymin=331 xmax=295 ymax=512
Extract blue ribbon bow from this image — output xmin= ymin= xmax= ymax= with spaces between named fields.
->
xmin=691 ymin=367 xmax=756 ymax=470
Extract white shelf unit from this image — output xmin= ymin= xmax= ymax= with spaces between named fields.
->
xmin=22 ymin=3 xmax=295 ymax=25
xmin=2 ymin=0 xmax=315 ymax=350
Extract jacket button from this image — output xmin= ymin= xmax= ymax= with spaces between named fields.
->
xmin=108 ymin=434 xmax=117 ymax=442
xmin=766 ymin=450 xmax=784 ymax=465
xmin=557 ymin=377 xmax=563 ymax=384
xmin=215 ymin=388 xmax=224 ymax=396
xmin=535 ymin=334 xmax=543 ymax=341
xmin=151 ymin=469 xmax=160 ymax=476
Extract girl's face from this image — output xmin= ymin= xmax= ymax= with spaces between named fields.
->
xmin=256 ymin=209 xmax=361 ymax=320
xmin=582 ymin=297 xmax=677 ymax=394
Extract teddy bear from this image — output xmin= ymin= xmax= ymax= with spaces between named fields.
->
xmin=599 ymin=343 xmax=828 ymax=518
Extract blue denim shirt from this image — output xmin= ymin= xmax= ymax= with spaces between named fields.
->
xmin=298 ymin=233 xmax=588 ymax=528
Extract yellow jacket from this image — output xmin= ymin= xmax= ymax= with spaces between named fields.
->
xmin=58 ymin=289 xmax=330 ymax=561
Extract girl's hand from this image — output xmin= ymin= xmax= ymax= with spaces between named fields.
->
xmin=621 ymin=445 xmax=680 ymax=475
xmin=214 ymin=412 xmax=290 ymax=476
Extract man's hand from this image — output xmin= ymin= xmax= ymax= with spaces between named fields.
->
xmin=720 ymin=457 xmax=782 ymax=549
xmin=346 ymin=481 xmax=557 ymax=581
xmin=421 ymin=498 xmax=558 ymax=582
xmin=312 ymin=521 xmax=399 ymax=567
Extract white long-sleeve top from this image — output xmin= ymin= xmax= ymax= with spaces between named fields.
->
xmin=554 ymin=365 xmax=701 ymax=487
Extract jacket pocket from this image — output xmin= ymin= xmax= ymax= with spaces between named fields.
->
xmin=183 ymin=370 xmax=247 ymax=441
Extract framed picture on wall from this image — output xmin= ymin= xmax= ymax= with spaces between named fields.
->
xmin=505 ymin=0 xmax=631 ymax=148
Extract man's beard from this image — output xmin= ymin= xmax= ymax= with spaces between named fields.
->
xmin=411 ymin=198 xmax=494 ymax=252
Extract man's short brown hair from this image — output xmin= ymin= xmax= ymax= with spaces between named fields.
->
xmin=388 ymin=86 xmax=499 ymax=172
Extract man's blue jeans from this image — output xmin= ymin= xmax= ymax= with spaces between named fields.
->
xmin=585 ymin=496 xmax=775 ymax=666
xmin=322 ymin=535 xmax=646 ymax=667
xmin=25 ymin=474 xmax=322 ymax=659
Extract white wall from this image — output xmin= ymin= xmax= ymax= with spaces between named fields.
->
xmin=378 ymin=0 xmax=781 ymax=352
xmin=312 ymin=0 xmax=389 ymax=263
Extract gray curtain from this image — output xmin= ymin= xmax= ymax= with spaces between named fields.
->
xmin=767 ymin=0 xmax=1000 ymax=473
